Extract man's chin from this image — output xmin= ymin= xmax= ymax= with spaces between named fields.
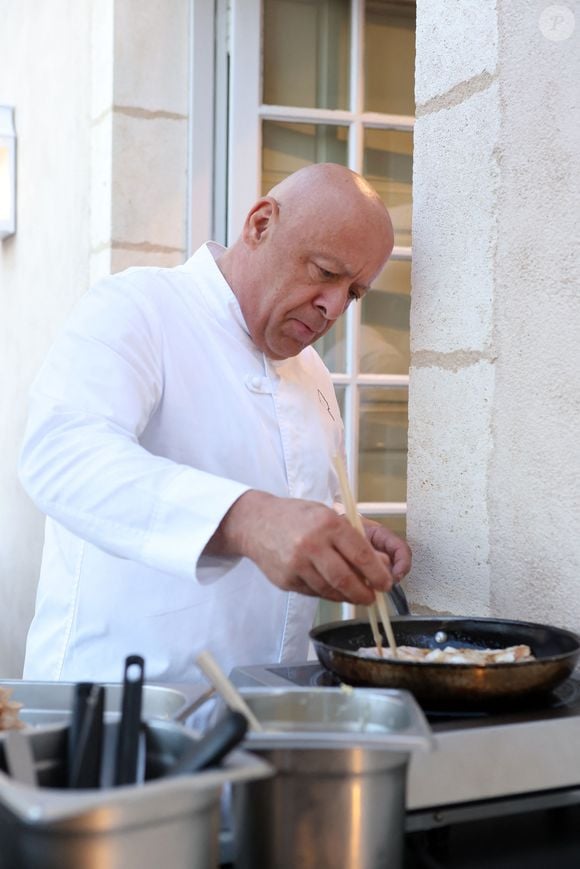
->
xmin=265 ymin=345 xmax=302 ymax=361
xmin=264 ymin=335 xmax=308 ymax=361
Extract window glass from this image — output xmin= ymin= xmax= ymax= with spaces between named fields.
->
xmin=333 ymin=384 xmax=347 ymax=419
xmin=315 ymin=318 xmax=348 ymax=373
xmin=363 ymin=128 xmax=413 ymax=246
xmin=364 ymin=1 xmax=415 ymax=115
xmin=263 ymin=0 xmax=351 ymax=110
xmin=365 ymin=513 xmax=406 ymax=538
xmin=360 ymin=258 xmax=411 ymax=374
xmin=262 ymin=121 xmax=349 ymax=193
xmin=358 ymin=386 xmax=408 ymax=502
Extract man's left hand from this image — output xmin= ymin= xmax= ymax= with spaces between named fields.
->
xmin=361 ymin=518 xmax=411 ymax=583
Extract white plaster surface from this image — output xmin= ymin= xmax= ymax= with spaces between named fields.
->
xmin=90 ymin=245 xmax=113 ymax=286
xmin=415 ymin=0 xmax=498 ymax=106
xmin=90 ymin=0 xmax=114 ymax=121
xmin=410 ymin=0 xmax=580 ymax=635
xmin=488 ymin=0 xmax=580 ymax=628
xmin=406 ymin=363 xmax=494 ymax=615
xmin=0 ymin=0 xmax=93 ymax=675
xmin=111 ymin=246 xmax=186 ymax=274
xmin=114 ymin=0 xmax=190 ymax=116
xmin=0 ymin=0 xmax=191 ymax=676
xmin=411 ymin=83 xmax=499 ymax=354
xmin=90 ymin=113 xmax=114 ymax=250
xmin=112 ymin=113 xmax=188 ymax=249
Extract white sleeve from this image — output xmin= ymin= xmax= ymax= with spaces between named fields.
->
xmin=18 ymin=275 xmax=250 ymax=582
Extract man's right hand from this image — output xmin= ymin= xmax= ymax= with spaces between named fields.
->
xmin=206 ymin=490 xmax=395 ymax=605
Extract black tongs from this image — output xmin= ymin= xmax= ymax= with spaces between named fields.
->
xmin=68 ymin=682 xmax=105 ymax=789
xmin=114 ymin=655 xmax=145 ymax=786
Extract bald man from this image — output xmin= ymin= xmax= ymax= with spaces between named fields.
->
xmin=19 ymin=163 xmax=411 ymax=688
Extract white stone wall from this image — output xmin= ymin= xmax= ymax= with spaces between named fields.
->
xmin=0 ymin=0 xmax=93 ymax=675
xmin=0 ymin=0 xmax=191 ymax=676
xmin=408 ymin=0 xmax=580 ymax=629
xmin=92 ymin=0 xmax=190 ymax=280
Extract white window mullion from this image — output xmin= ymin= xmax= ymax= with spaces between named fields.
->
xmin=358 ymin=502 xmax=407 ymax=515
xmin=348 ymin=0 xmax=364 ymax=175
xmin=343 ymin=299 xmax=362 ymax=496
xmin=212 ymin=0 xmax=230 ymax=245
xmin=259 ymin=105 xmax=354 ymax=124
xmin=258 ymin=105 xmax=414 ymax=133
xmin=187 ymin=0 xmax=216 ymax=253
xmin=350 ymin=0 xmax=364 ymax=116
xmin=361 ymin=112 xmax=414 ymax=131
xmin=341 ymin=0 xmax=365 ymax=505
xmin=391 ymin=245 xmax=413 ymax=260
xmin=228 ymin=0 xmax=262 ymax=241
xmin=333 ymin=373 xmax=409 ymax=388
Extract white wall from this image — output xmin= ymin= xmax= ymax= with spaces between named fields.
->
xmin=0 ymin=0 xmax=191 ymax=676
xmin=407 ymin=0 xmax=580 ymax=629
xmin=0 ymin=0 xmax=93 ymax=675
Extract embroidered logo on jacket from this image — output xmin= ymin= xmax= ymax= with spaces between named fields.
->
xmin=317 ymin=389 xmax=335 ymax=421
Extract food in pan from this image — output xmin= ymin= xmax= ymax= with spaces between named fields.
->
xmin=356 ymin=644 xmax=536 ymax=664
xmin=0 ymin=687 xmax=23 ymax=730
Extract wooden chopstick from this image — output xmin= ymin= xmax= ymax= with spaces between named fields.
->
xmin=333 ymin=454 xmax=398 ymax=658
xmin=195 ymin=650 xmax=263 ymax=732
xmin=367 ymin=602 xmax=383 ymax=656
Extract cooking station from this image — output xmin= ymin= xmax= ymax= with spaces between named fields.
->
xmin=231 ymin=660 xmax=580 ymax=835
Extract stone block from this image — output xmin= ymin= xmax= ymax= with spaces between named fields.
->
xmin=111 ymin=247 xmax=186 ymax=274
xmin=113 ymin=0 xmax=190 ymax=116
xmin=111 ymin=113 xmax=188 ymax=251
xmin=406 ymin=362 xmax=495 ymax=615
xmin=411 ymin=82 xmax=500 ymax=354
xmin=416 ymin=0 xmax=498 ymax=106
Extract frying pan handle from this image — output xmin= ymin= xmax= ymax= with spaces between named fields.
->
xmin=389 ymin=584 xmax=411 ymax=616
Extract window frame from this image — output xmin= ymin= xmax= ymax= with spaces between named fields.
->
xmin=223 ymin=0 xmax=414 ymax=521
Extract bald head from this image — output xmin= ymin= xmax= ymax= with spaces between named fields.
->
xmin=266 ymin=163 xmax=393 ymax=252
xmin=217 ymin=163 xmax=395 ymax=360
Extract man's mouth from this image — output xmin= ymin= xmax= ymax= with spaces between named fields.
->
xmin=290 ymin=319 xmax=318 ymax=342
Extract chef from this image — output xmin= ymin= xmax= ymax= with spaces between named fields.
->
xmin=19 ymin=162 xmax=411 ymax=688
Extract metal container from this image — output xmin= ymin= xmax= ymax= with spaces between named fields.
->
xmin=231 ymin=687 xmax=433 ymax=869
xmin=0 ymin=718 xmax=271 ymax=869
xmin=0 ymin=679 xmax=207 ymax=727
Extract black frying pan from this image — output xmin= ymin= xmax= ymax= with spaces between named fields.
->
xmin=310 ymin=617 xmax=580 ymax=708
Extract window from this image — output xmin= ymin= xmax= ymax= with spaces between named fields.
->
xmin=221 ymin=0 xmax=415 ymax=581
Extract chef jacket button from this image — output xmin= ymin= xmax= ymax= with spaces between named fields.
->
xmin=245 ymin=375 xmax=264 ymax=392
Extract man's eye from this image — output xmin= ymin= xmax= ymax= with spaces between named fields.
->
xmin=348 ymin=289 xmax=360 ymax=303
xmin=318 ymin=266 xmax=335 ymax=279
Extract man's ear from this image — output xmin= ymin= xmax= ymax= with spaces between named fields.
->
xmin=243 ymin=197 xmax=279 ymax=248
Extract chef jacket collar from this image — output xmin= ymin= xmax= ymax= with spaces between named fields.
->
xmin=181 ymin=243 xmax=295 ymax=373
xmin=181 ymin=242 xmax=255 ymax=347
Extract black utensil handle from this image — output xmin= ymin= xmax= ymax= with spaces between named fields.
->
xmin=171 ymin=710 xmax=248 ymax=775
xmin=69 ymin=684 xmax=105 ymax=789
xmin=389 ymin=584 xmax=411 ymax=616
xmin=114 ymin=654 xmax=145 ymax=786
xmin=68 ymin=682 xmax=94 ymax=787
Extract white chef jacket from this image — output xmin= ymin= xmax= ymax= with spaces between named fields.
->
xmin=19 ymin=243 xmax=344 ymax=688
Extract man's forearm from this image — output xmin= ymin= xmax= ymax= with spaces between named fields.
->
xmin=203 ymin=489 xmax=277 ymax=559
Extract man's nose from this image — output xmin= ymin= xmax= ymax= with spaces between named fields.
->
xmin=314 ymin=286 xmax=349 ymax=321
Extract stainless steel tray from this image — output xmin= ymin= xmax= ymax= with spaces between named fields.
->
xmin=0 ymin=718 xmax=271 ymax=869
xmin=237 ymin=686 xmax=434 ymax=751
xmin=0 ymin=679 xmax=210 ymax=727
